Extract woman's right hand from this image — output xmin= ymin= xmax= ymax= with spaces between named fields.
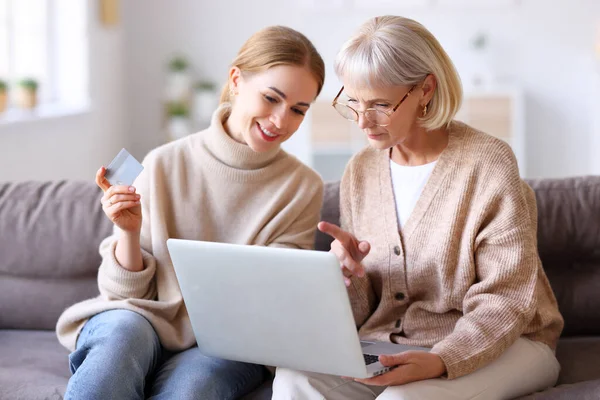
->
xmin=317 ymin=221 xmax=370 ymax=287
xmin=96 ymin=166 xmax=142 ymax=234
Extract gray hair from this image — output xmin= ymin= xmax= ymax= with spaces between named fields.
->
xmin=334 ymin=16 xmax=462 ymax=130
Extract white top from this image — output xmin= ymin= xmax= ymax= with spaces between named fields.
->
xmin=390 ymin=159 xmax=437 ymax=229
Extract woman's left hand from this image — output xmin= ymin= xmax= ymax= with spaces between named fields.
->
xmin=353 ymin=351 xmax=446 ymax=386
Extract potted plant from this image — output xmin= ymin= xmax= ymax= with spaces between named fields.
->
xmin=169 ymin=57 xmax=188 ymax=72
xmin=166 ymin=102 xmax=192 ymax=141
xmin=0 ymin=80 xmax=7 ymax=113
xmin=166 ymin=56 xmax=192 ymax=104
xmin=17 ymin=78 xmax=39 ymax=109
xmin=193 ymin=80 xmax=218 ymax=122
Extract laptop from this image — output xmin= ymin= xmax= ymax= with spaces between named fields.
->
xmin=166 ymin=239 xmax=430 ymax=378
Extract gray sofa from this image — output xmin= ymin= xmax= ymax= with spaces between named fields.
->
xmin=1 ymin=177 xmax=599 ymax=400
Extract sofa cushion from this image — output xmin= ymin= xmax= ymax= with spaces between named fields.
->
xmin=554 ymin=336 xmax=600 ymax=385
xmin=0 ymin=330 xmax=69 ymax=400
xmin=0 ymin=181 xmax=109 ymax=329
xmin=0 ymin=276 xmax=98 ymax=331
xmin=526 ymin=177 xmax=600 ymax=336
xmin=516 ymin=379 xmax=600 ymax=400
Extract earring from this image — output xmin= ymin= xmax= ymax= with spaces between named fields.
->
xmin=422 ymin=104 xmax=428 ymax=117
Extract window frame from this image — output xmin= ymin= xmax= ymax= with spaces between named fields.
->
xmin=0 ymin=0 xmax=90 ymax=125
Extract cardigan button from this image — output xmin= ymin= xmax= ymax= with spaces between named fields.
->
xmin=393 ymin=246 xmax=401 ymax=255
xmin=395 ymin=292 xmax=405 ymax=301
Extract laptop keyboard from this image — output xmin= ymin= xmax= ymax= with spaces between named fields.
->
xmin=363 ymin=354 xmax=379 ymax=365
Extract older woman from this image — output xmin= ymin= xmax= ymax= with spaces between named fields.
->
xmin=273 ymin=16 xmax=563 ymax=400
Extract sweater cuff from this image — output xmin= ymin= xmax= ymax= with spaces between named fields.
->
xmin=431 ymin=339 xmax=477 ymax=380
xmin=98 ymin=240 xmax=157 ymax=300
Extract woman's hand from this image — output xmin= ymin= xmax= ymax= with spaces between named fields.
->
xmin=354 ymin=351 xmax=446 ymax=386
xmin=317 ymin=221 xmax=370 ymax=287
xmin=96 ymin=166 xmax=142 ymax=234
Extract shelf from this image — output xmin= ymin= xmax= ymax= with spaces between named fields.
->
xmin=0 ymin=101 xmax=91 ymax=126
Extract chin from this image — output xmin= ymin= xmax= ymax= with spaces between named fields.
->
xmin=367 ymin=138 xmax=392 ymax=150
xmin=248 ymin=136 xmax=277 ymax=153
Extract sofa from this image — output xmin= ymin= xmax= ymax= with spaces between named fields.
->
xmin=1 ymin=176 xmax=599 ymax=400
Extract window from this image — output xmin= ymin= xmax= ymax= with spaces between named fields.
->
xmin=0 ymin=0 xmax=53 ymax=102
xmin=0 ymin=0 xmax=88 ymax=112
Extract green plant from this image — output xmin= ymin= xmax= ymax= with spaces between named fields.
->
xmin=0 ymin=80 xmax=6 ymax=92
xmin=18 ymin=78 xmax=38 ymax=91
xmin=167 ymin=102 xmax=189 ymax=117
xmin=194 ymin=81 xmax=216 ymax=92
xmin=169 ymin=57 xmax=189 ymax=72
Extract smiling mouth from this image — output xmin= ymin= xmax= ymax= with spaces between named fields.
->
xmin=260 ymin=124 xmax=277 ymax=137
xmin=257 ymin=122 xmax=280 ymax=142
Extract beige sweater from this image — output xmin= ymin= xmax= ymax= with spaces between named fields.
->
xmin=56 ymin=105 xmax=324 ymax=352
xmin=343 ymin=121 xmax=563 ymax=380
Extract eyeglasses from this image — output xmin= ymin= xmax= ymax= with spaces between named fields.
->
xmin=331 ymin=85 xmax=416 ymax=127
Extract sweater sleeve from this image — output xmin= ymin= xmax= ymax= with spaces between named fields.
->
xmin=97 ymin=154 xmax=159 ymax=301
xmin=269 ymin=180 xmax=324 ymax=250
xmin=431 ymin=177 xmax=540 ymax=379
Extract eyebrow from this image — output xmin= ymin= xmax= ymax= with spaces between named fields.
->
xmin=347 ymin=95 xmax=392 ymax=103
xmin=268 ymin=86 xmax=311 ymax=107
xmin=370 ymin=98 xmax=393 ymax=103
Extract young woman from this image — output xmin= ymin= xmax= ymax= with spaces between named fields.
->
xmin=273 ymin=16 xmax=563 ymax=400
xmin=57 ymin=25 xmax=325 ymax=400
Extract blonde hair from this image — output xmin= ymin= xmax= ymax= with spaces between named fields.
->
xmin=220 ymin=26 xmax=325 ymax=104
xmin=334 ymin=16 xmax=462 ymax=130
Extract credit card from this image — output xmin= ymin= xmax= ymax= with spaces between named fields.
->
xmin=104 ymin=148 xmax=144 ymax=187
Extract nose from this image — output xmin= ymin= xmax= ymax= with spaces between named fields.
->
xmin=356 ymin=112 xmax=373 ymax=130
xmin=270 ymin=108 xmax=287 ymax=130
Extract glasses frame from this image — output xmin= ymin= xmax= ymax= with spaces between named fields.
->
xmin=331 ymin=84 xmax=417 ymax=127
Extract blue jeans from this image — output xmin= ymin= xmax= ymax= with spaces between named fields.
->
xmin=65 ymin=309 xmax=268 ymax=400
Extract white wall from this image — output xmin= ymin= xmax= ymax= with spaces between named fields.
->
xmin=122 ymin=0 xmax=600 ymax=179
xmin=0 ymin=0 xmax=127 ymax=182
xmin=1 ymin=1 xmax=596 ymax=181
xmin=593 ymin=65 xmax=600 ymax=175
